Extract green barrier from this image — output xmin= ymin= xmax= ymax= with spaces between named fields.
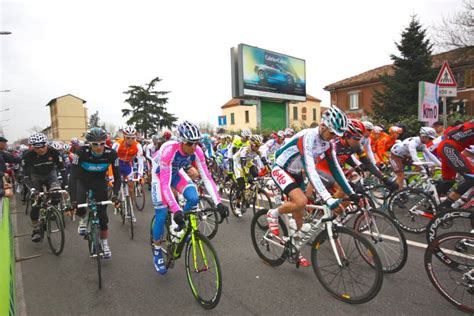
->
xmin=0 ymin=198 xmax=16 ymax=316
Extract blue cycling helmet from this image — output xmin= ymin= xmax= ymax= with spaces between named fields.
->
xmin=178 ymin=121 xmax=201 ymax=143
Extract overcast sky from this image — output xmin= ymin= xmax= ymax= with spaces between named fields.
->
xmin=0 ymin=0 xmax=465 ymax=141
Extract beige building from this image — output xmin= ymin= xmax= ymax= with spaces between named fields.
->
xmin=220 ymin=94 xmax=326 ymax=132
xmin=46 ymin=94 xmax=88 ymax=142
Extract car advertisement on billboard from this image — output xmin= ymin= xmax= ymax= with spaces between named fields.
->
xmin=239 ymin=44 xmax=306 ymax=101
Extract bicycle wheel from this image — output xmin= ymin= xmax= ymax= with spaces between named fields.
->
xmin=353 ymin=210 xmax=408 ymax=274
xmin=425 ymin=232 xmax=474 ymax=313
xmin=426 ymin=208 xmax=474 ymax=244
xmin=24 ymin=193 xmax=31 ymax=215
xmin=197 ymin=196 xmax=218 ymax=240
xmin=46 ymin=207 xmax=65 ymax=255
xmin=126 ymin=196 xmax=134 ymax=239
xmin=184 ymin=231 xmax=222 ymax=309
xmin=250 ymin=208 xmax=289 ymax=267
xmin=120 ymin=197 xmax=126 ymax=225
xmin=388 ymin=187 xmax=436 ymax=234
xmin=134 ymin=182 xmax=146 ymax=211
xmin=252 ymin=189 xmax=273 ymax=215
xmin=228 ymin=184 xmax=241 ymax=217
xmin=88 ymin=224 xmax=102 ymax=290
xmin=311 ymin=226 xmax=384 ymax=304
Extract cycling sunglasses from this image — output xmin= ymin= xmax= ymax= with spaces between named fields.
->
xmin=33 ymin=143 xmax=47 ymax=148
xmin=185 ymin=141 xmax=199 ymax=146
xmin=125 ymin=136 xmax=136 ymax=140
xmin=91 ymin=142 xmax=106 ymax=147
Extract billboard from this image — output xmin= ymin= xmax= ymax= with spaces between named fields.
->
xmin=233 ymin=44 xmax=306 ymax=101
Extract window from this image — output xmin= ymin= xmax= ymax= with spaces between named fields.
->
xmin=245 ymin=110 xmax=249 ymax=123
xmin=302 ymin=107 xmax=307 ymax=120
xmin=230 ymin=113 xmax=235 ymax=125
xmin=312 ymin=108 xmax=317 ymax=121
xmin=465 ymin=69 xmax=473 ymax=88
xmin=293 ymin=107 xmax=298 ymax=120
xmin=349 ymin=92 xmax=359 ymax=110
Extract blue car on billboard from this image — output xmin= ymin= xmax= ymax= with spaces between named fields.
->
xmin=254 ymin=63 xmax=295 ymax=86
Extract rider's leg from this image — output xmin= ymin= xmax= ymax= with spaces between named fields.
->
xmin=389 ymin=154 xmax=405 ymax=189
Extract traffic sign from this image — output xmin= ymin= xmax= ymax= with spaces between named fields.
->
xmin=438 ymin=87 xmax=457 ymax=97
xmin=435 ymin=62 xmax=457 ymax=87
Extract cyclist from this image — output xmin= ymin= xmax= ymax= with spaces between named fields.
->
xmin=112 ymin=125 xmax=144 ymax=222
xmin=260 ymin=130 xmax=285 ymax=165
xmin=233 ymin=134 xmax=265 ymax=217
xmin=267 ymin=106 xmax=357 ymax=267
xmin=389 ymin=127 xmax=441 ymax=189
xmin=150 ymin=121 xmax=229 ymax=275
xmin=436 ymin=121 xmax=473 ymax=208
xmin=201 ymin=133 xmax=214 ymax=159
xmin=21 ymin=133 xmax=67 ymax=242
xmin=315 ymin=120 xmax=398 ymax=203
xmin=360 ymin=121 xmax=377 ymax=165
xmin=69 ymin=128 xmax=121 ymax=258
xmin=283 ymin=127 xmax=295 ymax=145
xmin=374 ymin=126 xmax=402 ymax=165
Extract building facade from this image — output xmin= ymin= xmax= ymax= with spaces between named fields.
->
xmin=220 ymin=94 xmax=326 ymax=132
xmin=46 ymin=94 xmax=88 ymax=142
xmin=324 ymin=46 xmax=474 ymax=118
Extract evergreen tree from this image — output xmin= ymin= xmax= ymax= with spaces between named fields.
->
xmin=122 ymin=77 xmax=178 ymax=138
xmin=373 ymin=16 xmax=437 ymax=123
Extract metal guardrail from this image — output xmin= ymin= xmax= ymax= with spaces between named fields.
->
xmin=0 ymin=197 xmax=16 ymax=316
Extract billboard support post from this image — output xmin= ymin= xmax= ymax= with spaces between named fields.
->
xmin=443 ymin=97 xmax=447 ymax=128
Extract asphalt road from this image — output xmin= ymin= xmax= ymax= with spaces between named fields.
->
xmin=11 ymin=191 xmax=465 ymax=316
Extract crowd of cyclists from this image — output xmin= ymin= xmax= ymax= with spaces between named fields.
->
xmin=1 ymin=105 xmax=473 ymax=307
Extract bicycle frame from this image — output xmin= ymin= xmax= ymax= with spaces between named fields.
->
xmin=261 ymin=204 xmax=345 ymax=267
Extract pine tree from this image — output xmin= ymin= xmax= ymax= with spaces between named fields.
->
xmin=373 ymin=16 xmax=437 ymax=123
xmin=122 ymin=77 xmax=178 ymax=138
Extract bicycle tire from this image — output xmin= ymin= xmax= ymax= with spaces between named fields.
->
xmin=228 ymin=183 xmax=241 ymax=217
xmin=126 ymin=196 xmax=134 ymax=239
xmin=424 ymin=232 xmax=474 ymax=313
xmin=94 ymin=225 xmax=103 ymax=290
xmin=425 ymin=208 xmax=474 ymax=245
xmin=134 ymin=182 xmax=146 ymax=211
xmin=353 ymin=209 xmax=408 ymax=274
xmin=184 ymin=231 xmax=222 ymax=309
xmin=197 ymin=196 xmax=218 ymax=240
xmin=252 ymin=189 xmax=273 ymax=215
xmin=24 ymin=194 xmax=30 ymax=215
xmin=46 ymin=207 xmax=65 ymax=256
xmin=311 ymin=226 xmax=384 ymax=304
xmin=388 ymin=187 xmax=436 ymax=234
xmin=250 ymin=208 xmax=288 ymax=267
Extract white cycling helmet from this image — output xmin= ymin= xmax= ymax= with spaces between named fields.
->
xmin=28 ymin=133 xmax=48 ymax=147
xmin=241 ymin=128 xmax=252 ymax=138
xmin=321 ymin=105 xmax=349 ymax=136
xmin=249 ymin=134 xmax=263 ymax=147
xmin=420 ymin=127 xmax=437 ymax=139
xmin=374 ymin=126 xmax=383 ymax=133
xmin=277 ymin=130 xmax=285 ymax=138
xmin=50 ymin=141 xmax=63 ymax=151
xmin=178 ymin=120 xmax=201 ymax=142
xmin=284 ymin=128 xmax=295 ymax=137
xmin=362 ymin=121 xmax=374 ymax=131
xmin=123 ymin=125 xmax=137 ymax=136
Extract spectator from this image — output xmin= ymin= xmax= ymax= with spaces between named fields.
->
xmin=432 ymin=120 xmax=444 ymax=136
xmin=0 ymin=136 xmax=21 ymax=173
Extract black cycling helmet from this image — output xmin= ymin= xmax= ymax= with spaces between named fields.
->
xmin=85 ymin=128 xmax=107 ymax=142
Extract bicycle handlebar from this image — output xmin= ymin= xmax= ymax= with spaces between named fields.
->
xmin=77 ymin=200 xmax=113 ymax=208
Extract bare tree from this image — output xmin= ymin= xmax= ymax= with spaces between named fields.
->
xmin=102 ymin=122 xmax=118 ymax=138
xmin=197 ymin=121 xmax=215 ymax=134
xmin=432 ymin=0 xmax=473 ymax=50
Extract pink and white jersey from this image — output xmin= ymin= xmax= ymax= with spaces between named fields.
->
xmin=151 ymin=141 xmax=221 ymax=213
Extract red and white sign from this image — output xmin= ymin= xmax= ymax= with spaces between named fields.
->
xmin=435 ymin=61 xmax=457 ymax=97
